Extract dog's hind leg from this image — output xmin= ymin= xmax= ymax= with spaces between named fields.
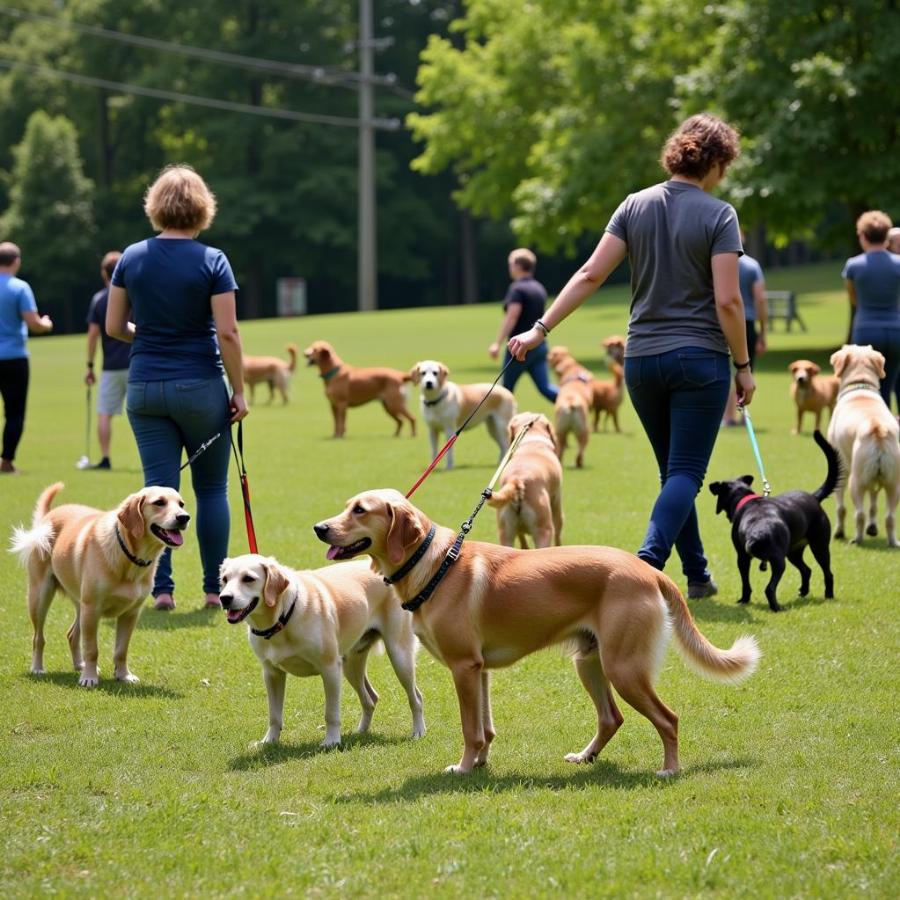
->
xmin=66 ymin=599 xmax=83 ymax=671
xmin=28 ymin=572 xmax=57 ymax=675
xmin=737 ymin=550 xmax=753 ymax=604
xmin=383 ymin=630 xmax=425 ymax=738
xmin=807 ymin=531 xmax=834 ymax=598
xmin=564 ymin=649 xmax=623 ymax=765
xmin=787 ymin=547 xmax=812 ymax=597
xmin=382 ymin=400 xmax=404 ymax=437
xmin=849 ymin=472 xmax=866 ymax=544
xmin=764 ymin=556 xmax=786 ymax=611
xmin=885 ymin=482 xmax=900 ymax=548
xmin=551 ymin=491 xmax=564 ymax=546
xmin=343 ymin=648 xmax=378 ymax=734
xmin=485 ymin=415 xmax=506 ymax=458
xmin=833 ymin=480 xmax=847 ymax=539
xmin=866 ymin=489 xmax=879 ymax=537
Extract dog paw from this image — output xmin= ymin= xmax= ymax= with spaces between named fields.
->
xmin=320 ymin=734 xmax=342 ymax=749
xmin=799 ymin=585 xmax=810 ymax=597
xmin=564 ymin=751 xmax=597 ymax=765
xmin=30 ymin=666 xmax=46 ymax=676
xmin=411 ymin=724 xmax=427 ymax=739
xmin=834 ymin=529 xmax=845 ymax=540
xmin=115 ymin=672 xmax=140 ymax=684
xmin=656 ymin=767 xmax=681 ymax=779
xmin=737 ymin=597 xmax=751 ymax=605
xmin=443 ymin=764 xmax=471 ymax=775
xmin=866 ymin=523 xmax=878 ymax=537
xmin=79 ymin=674 xmax=99 ymax=687
xmin=769 ymin=603 xmax=783 ymax=613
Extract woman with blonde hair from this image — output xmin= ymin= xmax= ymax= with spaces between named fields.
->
xmin=107 ymin=165 xmax=248 ymax=611
xmin=510 ymin=113 xmax=755 ymax=599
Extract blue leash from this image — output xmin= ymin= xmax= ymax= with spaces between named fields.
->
xmin=738 ymin=404 xmax=771 ymax=496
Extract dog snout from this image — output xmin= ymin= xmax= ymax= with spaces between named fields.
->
xmin=219 ymin=593 xmax=233 ymax=610
xmin=313 ymin=522 xmax=330 ymax=539
xmin=175 ymin=513 xmax=191 ymax=528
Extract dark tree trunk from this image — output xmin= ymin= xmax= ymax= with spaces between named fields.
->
xmin=460 ymin=210 xmax=479 ymax=304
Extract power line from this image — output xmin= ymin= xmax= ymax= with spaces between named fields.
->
xmin=0 ymin=57 xmax=401 ymax=130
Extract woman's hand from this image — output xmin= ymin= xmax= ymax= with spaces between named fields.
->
xmin=507 ymin=326 xmax=544 ymax=362
xmin=230 ymin=392 xmax=249 ymax=423
xmin=735 ymin=369 xmax=756 ymax=407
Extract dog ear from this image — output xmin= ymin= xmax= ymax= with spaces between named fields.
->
xmin=740 ymin=475 xmax=754 ymax=485
xmin=809 ymin=362 xmax=821 ymax=375
xmin=872 ymin=349 xmax=886 ymax=379
xmin=262 ymin=560 xmax=290 ymax=608
xmin=118 ymin=494 xmax=145 ymax=540
xmin=408 ymin=363 xmax=422 ymax=384
xmin=830 ymin=347 xmax=849 ymax=377
xmin=438 ymin=363 xmax=449 ymax=383
xmin=787 ymin=362 xmax=797 ymax=373
xmin=709 ymin=482 xmax=722 ymax=495
xmin=386 ymin=503 xmax=424 ymax=567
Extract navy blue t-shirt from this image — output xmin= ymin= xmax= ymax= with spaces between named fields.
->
xmin=111 ymin=238 xmax=238 ymax=382
xmin=87 ymin=288 xmax=131 ymax=371
xmin=503 ymin=276 xmax=547 ymax=336
xmin=842 ymin=250 xmax=900 ymax=330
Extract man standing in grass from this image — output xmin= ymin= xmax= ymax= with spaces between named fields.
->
xmin=84 ymin=251 xmax=127 ymax=470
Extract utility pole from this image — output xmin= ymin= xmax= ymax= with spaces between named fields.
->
xmin=358 ymin=0 xmax=377 ymax=312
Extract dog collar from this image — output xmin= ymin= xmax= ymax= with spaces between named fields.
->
xmin=115 ymin=527 xmax=153 ymax=567
xmin=561 ymin=372 xmax=591 ymax=386
xmin=838 ymin=381 xmax=880 ymax=400
xmin=401 ymin=533 xmax=463 ymax=612
xmin=735 ymin=493 xmax=763 ymax=515
xmin=251 ymin=597 xmax=297 ymax=640
xmin=320 ymin=366 xmax=341 ymax=382
xmin=423 ymin=390 xmax=447 ymax=407
xmin=384 ymin=525 xmax=436 ymax=585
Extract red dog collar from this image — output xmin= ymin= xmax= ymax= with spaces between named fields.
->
xmin=735 ymin=493 xmax=763 ymax=514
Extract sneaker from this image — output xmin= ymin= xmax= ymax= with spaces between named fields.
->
xmin=687 ymin=579 xmax=718 ymax=600
xmin=153 ymin=593 xmax=176 ymax=611
xmin=91 ymin=457 xmax=111 ymax=470
xmin=0 ymin=458 xmax=19 ymax=474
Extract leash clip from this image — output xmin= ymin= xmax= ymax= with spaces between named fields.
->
xmin=447 ymin=541 xmax=462 ymax=562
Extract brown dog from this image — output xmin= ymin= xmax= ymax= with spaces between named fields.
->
xmin=313 ymin=490 xmax=760 ymax=776
xmin=602 ymin=335 xmax=626 ymax=366
xmin=549 ymin=348 xmax=592 ymax=468
xmin=591 ymin=361 xmax=624 ymax=433
xmin=10 ymin=483 xmax=189 ymax=686
xmin=788 ymin=359 xmax=840 ymax=434
xmin=244 ymin=344 xmax=297 ymax=404
xmin=487 ymin=412 xmax=563 ymax=548
xmin=304 ymin=340 xmax=417 ymax=438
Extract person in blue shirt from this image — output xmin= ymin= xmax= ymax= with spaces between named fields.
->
xmin=843 ymin=210 xmax=900 ymax=411
xmin=106 ymin=166 xmax=248 ymax=611
xmin=0 ymin=242 xmax=53 ymax=474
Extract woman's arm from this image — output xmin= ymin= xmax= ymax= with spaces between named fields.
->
xmin=711 ymin=252 xmax=756 ymax=405
xmin=106 ymin=285 xmax=135 ymax=342
xmin=211 ymin=291 xmax=248 ymax=422
xmin=508 ymin=233 xmax=627 ymax=360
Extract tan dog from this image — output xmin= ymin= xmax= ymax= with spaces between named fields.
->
xmin=10 ymin=483 xmax=189 ymax=686
xmin=591 ymin=361 xmax=625 ymax=433
xmin=487 ymin=412 xmax=563 ymax=548
xmin=313 ymin=490 xmax=760 ymax=776
xmin=549 ymin=349 xmax=592 ymax=468
xmin=602 ymin=335 xmax=626 ymax=366
xmin=409 ymin=360 xmax=517 ymax=469
xmin=304 ymin=340 xmax=416 ymax=438
xmin=827 ymin=345 xmax=900 ymax=546
xmin=243 ymin=344 xmax=297 ymax=404
xmin=219 ymin=554 xmax=425 ymax=748
xmin=788 ymin=359 xmax=840 ymax=433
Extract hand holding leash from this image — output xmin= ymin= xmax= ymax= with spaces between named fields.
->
xmin=735 ymin=369 xmax=756 ymax=406
xmin=230 ymin=391 xmax=249 ymax=423
xmin=507 ymin=326 xmax=545 ymax=361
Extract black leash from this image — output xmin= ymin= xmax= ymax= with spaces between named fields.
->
xmin=180 ymin=431 xmax=222 ymax=472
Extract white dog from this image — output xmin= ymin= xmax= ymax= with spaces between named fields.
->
xmin=827 ymin=344 xmax=900 ymax=546
xmin=219 ymin=554 xmax=425 ymax=747
xmin=409 ymin=360 xmax=517 ymax=469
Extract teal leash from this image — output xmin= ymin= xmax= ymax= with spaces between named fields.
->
xmin=738 ymin=404 xmax=771 ymax=496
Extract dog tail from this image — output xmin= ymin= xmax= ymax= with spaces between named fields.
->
xmin=487 ymin=479 xmax=524 ymax=509
xmin=9 ymin=482 xmax=62 ymax=566
xmin=285 ymin=344 xmax=298 ymax=372
xmin=659 ymin=575 xmax=760 ymax=684
xmin=812 ymin=429 xmax=842 ymax=502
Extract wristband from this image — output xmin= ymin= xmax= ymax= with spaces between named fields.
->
xmin=733 ymin=359 xmax=751 ymax=370
xmin=535 ymin=319 xmax=550 ymax=336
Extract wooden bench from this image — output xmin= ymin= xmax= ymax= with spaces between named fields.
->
xmin=765 ymin=290 xmax=806 ymax=332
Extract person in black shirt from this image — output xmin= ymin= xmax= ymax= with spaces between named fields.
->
xmin=489 ymin=248 xmax=558 ymax=402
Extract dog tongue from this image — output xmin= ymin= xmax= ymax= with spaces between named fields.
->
xmin=164 ymin=529 xmax=184 ymax=547
xmin=326 ymin=545 xmax=341 ymax=560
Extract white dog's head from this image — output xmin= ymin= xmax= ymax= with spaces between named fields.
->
xmin=830 ymin=344 xmax=886 ymax=385
xmin=219 ymin=555 xmax=292 ymax=625
xmin=409 ymin=360 xmax=449 ymax=393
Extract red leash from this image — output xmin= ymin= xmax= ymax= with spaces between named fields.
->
xmin=230 ymin=421 xmax=259 ymax=553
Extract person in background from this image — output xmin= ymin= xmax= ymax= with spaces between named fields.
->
xmin=509 ymin=113 xmax=755 ymax=600
xmin=489 ymin=248 xmax=559 ymax=402
xmin=722 ymin=239 xmax=767 ymax=425
xmin=842 ymin=210 xmax=900 ymax=412
xmin=0 ymin=241 xmax=53 ymax=474
xmin=887 ymin=226 xmax=900 ymax=255
xmin=106 ymin=165 xmax=248 ymax=611
xmin=85 ymin=251 xmax=127 ymax=469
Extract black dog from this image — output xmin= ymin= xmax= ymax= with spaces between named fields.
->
xmin=709 ymin=430 xmax=841 ymax=611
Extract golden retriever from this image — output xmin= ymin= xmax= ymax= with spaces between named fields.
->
xmin=549 ymin=349 xmax=593 ymax=468
xmin=602 ymin=335 xmax=626 ymax=366
xmin=219 ymin=554 xmax=425 ymax=748
xmin=10 ymin=483 xmax=189 ymax=686
xmin=788 ymin=359 xmax=840 ymax=434
xmin=304 ymin=340 xmax=416 ymax=438
xmin=409 ymin=359 xmax=517 ymax=469
xmin=244 ymin=343 xmax=297 ymax=404
xmin=827 ymin=345 xmax=900 ymax=546
xmin=487 ymin=412 xmax=563 ymax=548
xmin=313 ymin=490 xmax=760 ymax=776
xmin=591 ymin=361 xmax=624 ymax=433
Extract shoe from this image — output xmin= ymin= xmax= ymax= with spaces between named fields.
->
xmin=687 ymin=579 xmax=718 ymax=600
xmin=153 ymin=593 xmax=176 ymax=611
xmin=91 ymin=458 xmax=111 ymax=470
xmin=204 ymin=593 xmax=221 ymax=609
xmin=0 ymin=458 xmax=19 ymax=474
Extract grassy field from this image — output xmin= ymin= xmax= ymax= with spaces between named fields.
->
xmin=1 ymin=262 xmax=897 ymax=897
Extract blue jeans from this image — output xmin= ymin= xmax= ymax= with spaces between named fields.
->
xmin=852 ymin=325 xmax=900 ymax=412
xmin=624 ymin=348 xmax=730 ymax=583
xmin=502 ymin=343 xmax=559 ymax=402
xmin=126 ymin=378 xmax=232 ymax=596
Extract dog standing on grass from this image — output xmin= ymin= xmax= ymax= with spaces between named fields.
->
xmin=10 ymin=483 xmax=189 ymax=686
xmin=243 ymin=344 xmax=298 ymax=404
xmin=549 ymin=347 xmax=592 ymax=468
xmin=788 ymin=359 xmax=840 ymax=434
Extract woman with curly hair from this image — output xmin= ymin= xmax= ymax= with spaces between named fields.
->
xmin=106 ymin=165 xmax=248 ymax=611
xmin=509 ymin=113 xmax=755 ymax=599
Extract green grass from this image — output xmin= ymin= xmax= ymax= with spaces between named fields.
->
xmin=1 ymin=263 xmax=897 ymax=897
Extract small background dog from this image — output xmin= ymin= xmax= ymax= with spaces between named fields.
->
xmin=709 ymin=430 xmax=840 ymax=611
xmin=548 ymin=346 xmax=592 ymax=468
xmin=304 ymin=340 xmax=416 ymax=438
xmin=409 ymin=360 xmax=516 ymax=469
xmin=10 ymin=483 xmax=189 ymax=685
xmin=220 ymin=554 xmax=425 ymax=748
xmin=827 ymin=344 xmax=900 ymax=546
xmin=487 ymin=412 xmax=563 ymax=548
xmin=243 ymin=344 xmax=298 ymax=404
xmin=788 ymin=359 xmax=840 ymax=433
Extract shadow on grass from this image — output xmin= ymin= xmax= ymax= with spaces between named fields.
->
xmin=686 ymin=597 xmax=760 ymax=624
xmin=228 ymin=731 xmax=408 ymax=771
xmin=22 ymin=670 xmax=182 ymax=699
xmin=136 ymin=607 xmax=221 ymax=631
xmin=834 ymin=539 xmax=900 ymax=555
xmin=337 ymin=755 xmax=759 ymax=803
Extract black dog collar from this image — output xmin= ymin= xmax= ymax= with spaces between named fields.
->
xmin=251 ymin=597 xmax=297 ymax=640
xmin=384 ymin=525 xmax=436 ymax=585
xmin=321 ymin=366 xmax=341 ymax=382
xmin=115 ymin=527 xmax=153 ymax=567
xmin=401 ymin=534 xmax=464 ymax=612
xmin=423 ymin=390 xmax=447 ymax=407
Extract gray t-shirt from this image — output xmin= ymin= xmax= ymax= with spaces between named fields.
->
xmin=605 ymin=180 xmax=743 ymax=357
